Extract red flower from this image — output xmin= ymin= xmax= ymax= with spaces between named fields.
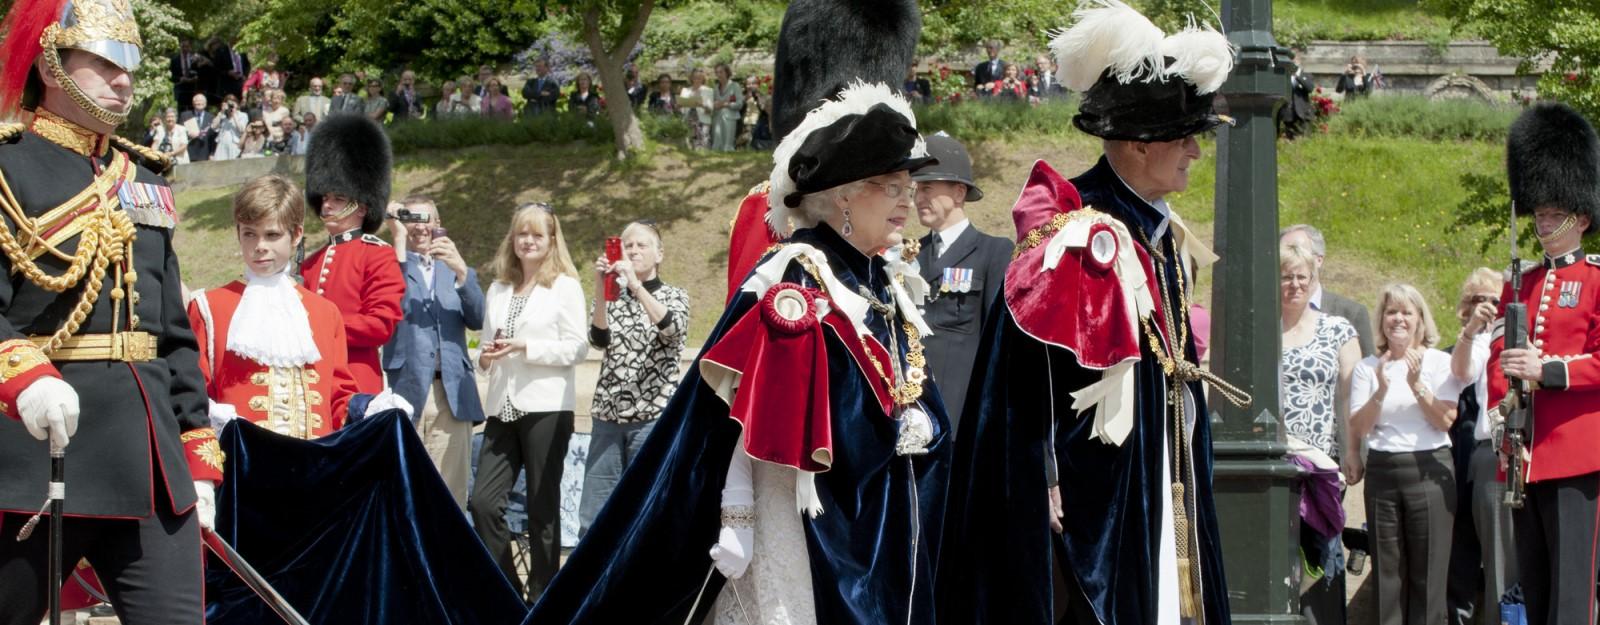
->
xmin=939 ymin=66 xmax=951 ymax=80
xmin=1566 ymin=71 xmax=1581 ymax=83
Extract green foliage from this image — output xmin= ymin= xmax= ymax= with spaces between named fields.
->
xmin=127 ymin=0 xmax=188 ymax=125
xmin=919 ymin=0 xmax=1071 ymax=60
xmin=237 ymin=0 xmax=545 ymax=81
xmin=1325 ymin=95 xmax=1518 ymax=142
xmin=915 ymin=100 xmax=1080 ymax=137
xmin=639 ymin=0 xmax=781 ymax=68
xmin=1273 ymin=0 xmax=1460 ymax=47
xmin=1425 ymin=0 xmax=1600 ymax=121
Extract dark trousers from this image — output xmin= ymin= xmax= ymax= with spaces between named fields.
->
xmin=577 ymin=418 xmax=655 ymax=538
xmin=1448 ymin=440 xmax=1519 ymax=625
xmin=1366 ymin=447 xmax=1456 ymax=625
xmin=1514 ymin=471 xmax=1600 ymax=625
xmin=0 ymin=485 xmax=201 ymax=625
xmin=469 ymin=411 xmax=573 ymax=602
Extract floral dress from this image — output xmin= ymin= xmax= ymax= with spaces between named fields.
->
xmin=1281 ymin=314 xmax=1357 ymax=458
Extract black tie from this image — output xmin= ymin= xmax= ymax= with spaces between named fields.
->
xmin=932 ymin=232 xmax=944 ymax=258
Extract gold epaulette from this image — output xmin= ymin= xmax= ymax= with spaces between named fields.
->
xmin=0 ymin=124 xmax=23 ymax=144
xmin=108 ymin=135 xmax=172 ymax=175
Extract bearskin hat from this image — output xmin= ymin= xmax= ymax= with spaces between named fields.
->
xmin=1507 ymin=102 xmax=1600 ymax=233
xmin=770 ymin=0 xmax=920 ymax=142
xmin=304 ymin=113 xmax=392 ymax=234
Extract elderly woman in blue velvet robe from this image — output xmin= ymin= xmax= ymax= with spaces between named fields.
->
xmin=523 ymin=82 xmax=950 ymax=625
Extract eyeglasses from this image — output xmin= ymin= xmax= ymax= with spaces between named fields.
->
xmin=864 ymin=180 xmax=917 ymax=199
xmin=1279 ymin=274 xmax=1312 ymax=286
xmin=1468 ymin=294 xmax=1500 ymax=306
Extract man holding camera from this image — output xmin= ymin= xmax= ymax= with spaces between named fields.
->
xmin=384 ymin=196 xmax=485 ymax=509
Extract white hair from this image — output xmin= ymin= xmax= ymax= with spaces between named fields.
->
xmin=792 ymin=181 xmax=866 ymax=229
xmin=1280 ymin=223 xmax=1327 ymax=258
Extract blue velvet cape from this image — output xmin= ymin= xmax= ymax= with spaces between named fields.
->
xmin=204 ymin=410 xmax=528 ymax=624
xmin=937 ymin=157 xmax=1231 ymax=624
xmin=524 ymin=225 xmax=951 ymax=625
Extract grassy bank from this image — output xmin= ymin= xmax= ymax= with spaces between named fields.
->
xmin=175 ymin=129 xmax=1505 ymax=346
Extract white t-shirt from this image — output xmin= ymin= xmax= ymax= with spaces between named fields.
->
xmin=1349 ymin=348 xmax=1463 ymax=453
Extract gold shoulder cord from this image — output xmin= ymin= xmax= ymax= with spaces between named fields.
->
xmin=0 ymin=148 xmax=138 ymax=353
xmin=793 ymin=252 xmax=925 ymax=406
xmin=108 ymin=135 xmax=173 ymax=174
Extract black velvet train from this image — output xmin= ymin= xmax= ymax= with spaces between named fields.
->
xmin=770 ymin=0 xmax=920 ymax=141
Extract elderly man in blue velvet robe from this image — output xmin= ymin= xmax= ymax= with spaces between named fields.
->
xmin=937 ymin=2 xmax=1251 ymax=624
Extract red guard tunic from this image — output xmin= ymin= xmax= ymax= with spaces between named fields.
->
xmin=298 ymin=229 xmax=404 ymax=393
xmin=187 ymin=280 xmax=360 ymax=439
xmin=1487 ymin=251 xmax=1600 ymax=482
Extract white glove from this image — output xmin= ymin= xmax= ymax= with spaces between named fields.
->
xmin=193 ymin=480 xmax=216 ymax=530
xmin=363 ymin=389 xmax=415 ymax=419
xmin=209 ymin=400 xmax=240 ymax=433
xmin=710 ymin=524 xmax=755 ymax=579
xmin=18 ymin=376 xmax=79 ymax=449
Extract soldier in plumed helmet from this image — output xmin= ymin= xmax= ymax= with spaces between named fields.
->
xmin=0 ymin=1 xmax=222 ymax=622
xmin=1485 ymin=101 xmax=1600 ymax=625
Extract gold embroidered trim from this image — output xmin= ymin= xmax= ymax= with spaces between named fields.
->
xmin=30 ymin=109 xmax=107 ymax=157
xmin=182 ymin=430 xmax=226 ymax=472
xmin=1012 ymin=208 xmax=1112 ymax=260
xmin=0 ymin=339 xmax=50 ymax=382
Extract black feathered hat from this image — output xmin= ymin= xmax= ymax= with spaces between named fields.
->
xmin=305 ymin=113 xmax=392 ymax=234
xmin=768 ymin=82 xmax=935 ymax=226
xmin=1507 ymin=102 xmax=1600 ymax=233
xmin=1051 ymin=0 xmax=1235 ymax=143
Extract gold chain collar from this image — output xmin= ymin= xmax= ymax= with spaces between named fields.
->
xmin=39 ymin=35 xmax=129 ymax=128
xmin=30 ymin=108 xmax=109 ymax=158
xmin=796 ymin=254 xmax=927 ymax=407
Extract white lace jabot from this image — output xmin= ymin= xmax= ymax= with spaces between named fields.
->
xmin=227 ymin=268 xmax=322 ymax=367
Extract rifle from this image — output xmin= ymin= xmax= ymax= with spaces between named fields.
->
xmin=1502 ymin=202 xmax=1531 ymax=509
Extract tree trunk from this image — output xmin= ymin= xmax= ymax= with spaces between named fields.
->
xmin=579 ymin=0 xmax=655 ymax=159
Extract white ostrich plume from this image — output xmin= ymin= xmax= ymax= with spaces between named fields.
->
xmin=1159 ymin=23 xmax=1235 ymax=95
xmin=767 ymin=81 xmax=927 ymax=230
xmin=1048 ymin=0 xmax=1164 ymax=93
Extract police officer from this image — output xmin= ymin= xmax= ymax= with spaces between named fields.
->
xmin=913 ymin=132 xmax=1011 ymax=430
xmin=1487 ymin=102 xmax=1600 ymax=625
xmin=0 ymin=1 xmax=220 ymax=622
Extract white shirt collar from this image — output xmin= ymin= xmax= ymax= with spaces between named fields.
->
xmin=1308 ymin=284 xmax=1325 ymax=310
xmin=1106 ymin=161 xmax=1172 ymax=242
xmin=935 ymin=218 xmax=970 ymax=257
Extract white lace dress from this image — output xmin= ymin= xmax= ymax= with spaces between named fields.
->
xmin=713 ymin=459 xmax=817 ymax=625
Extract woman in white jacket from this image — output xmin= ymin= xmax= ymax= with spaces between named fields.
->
xmin=469 ymin=202 xmax=588 ymax=601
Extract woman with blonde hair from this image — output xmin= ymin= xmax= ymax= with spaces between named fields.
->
xmin=1279 ymin=242 xmax=1361 ymax=623
xmin=469 ymin=202 xmax=587 ymax=601
xmin=1446 ymin=267 xmax=1515 ymax=620
xmin=1349 ymin=283 xmax=1462 ymax=625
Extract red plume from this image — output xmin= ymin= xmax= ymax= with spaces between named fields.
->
xmin=0 ymin=0 xmax=68 ymax=117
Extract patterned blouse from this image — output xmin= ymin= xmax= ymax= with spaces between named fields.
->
xmin=1281 ymin=314 xmax=1357 ymax=457
xmin=495 ymin=293 xmax=531 ymax=422
xmin=589 ymin=278 xmax=690 ymax=424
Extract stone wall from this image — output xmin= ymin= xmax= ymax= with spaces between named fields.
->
xmin=1299 ymin=40 xmax=1542 ymax=102
xmin=168 ymin=154 xmax=305 ymax=193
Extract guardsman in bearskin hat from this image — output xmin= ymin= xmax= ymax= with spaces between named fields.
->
xmin=297 ymin=113 xmax=404 ymax=393
xmin=0 ymin=1 xmax=222 ymax=622
xmin=939 ymin=1 xmax=1247 ymax=623
xmin=1485 ymin=102 xmax=1600 ymax=625
xmin=724 ymin=0 xmax=920 ymax=302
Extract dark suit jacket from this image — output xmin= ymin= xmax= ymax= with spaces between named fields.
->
xmin=388 ymin=88 xmax=425 ymax=121
xmin=521 ymin=76 xmax=562 ymax=115
xmin=178 ymin=109 xmax=215 ymax=162
xmin=917 ymin=224 xmax=1014 ymax=433
xmin=210 ymin=46 xmax=249 ymax=100
xmin=1320 ymin=288 xmax=1374 ymax=356
xmin=381 ymin=254 xmax=487 ymax=423
xmin=972 ymin=59 xmax=1006 ymax=94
